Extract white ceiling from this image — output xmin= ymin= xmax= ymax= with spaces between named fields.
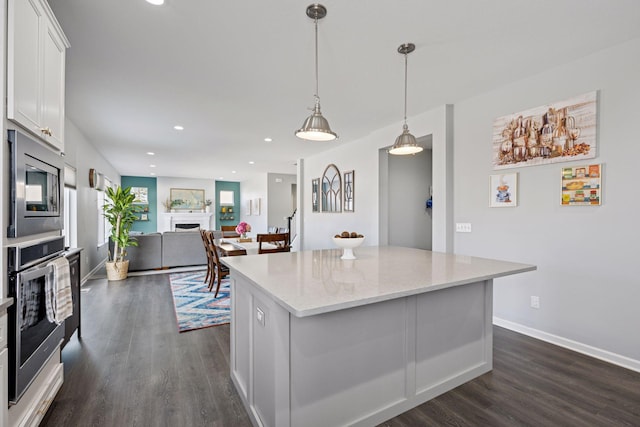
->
xmin=49 ymin=0 xmax=640 ymax=182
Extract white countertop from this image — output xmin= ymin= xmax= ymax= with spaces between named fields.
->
xmin=222 ymin=246 xmax=536 ymax=317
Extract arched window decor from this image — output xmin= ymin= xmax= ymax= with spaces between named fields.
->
xmin=321 ymin=164 xmax=342 ymax=212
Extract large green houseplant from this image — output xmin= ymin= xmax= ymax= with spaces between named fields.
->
xmin=103 ymin=185 xmax=139 ymax=280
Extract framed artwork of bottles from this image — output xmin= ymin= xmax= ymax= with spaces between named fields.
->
xmin=492 ymin=91 xmax=597 ymax=170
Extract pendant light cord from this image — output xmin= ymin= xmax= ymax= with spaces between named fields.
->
xmin=403 ymin=52 xmax=408 ymax=125
xmin=314 ymin=16 xmax=319 ymax=101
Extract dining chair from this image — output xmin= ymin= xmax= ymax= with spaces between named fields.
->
xmin=257 ymin=233 xmax=290 ymax=254
xmin=209 ymin=232 xmax=230 ymax=296
xmin=199 ymin=229 xmax=213 ymax=286
xmin=221 ymin=225 xmax=240 ymax=238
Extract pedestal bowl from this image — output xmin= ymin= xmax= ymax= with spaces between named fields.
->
xmin=332 ymin=237 xmax=365 ymax=260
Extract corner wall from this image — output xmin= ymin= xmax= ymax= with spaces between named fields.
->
xmin=63 ymin=120 xmax=121 ymax=281
xmin=157 ymin=176 xmax=215 ymax=229
xmin=454 ymin=37 xmax=640 ymax=365
xmin=301 ymin=106 xmax=453 ymax=252
xmin=239 ymin=174 xmax=268 ymax=234
xmin=267 ymin=173 xmax=296 ymax=230
xmin=122 ymin=176 xmax=157 ymax=233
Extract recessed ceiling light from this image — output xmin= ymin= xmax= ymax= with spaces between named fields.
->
xmin=231 ymin=170 xmax=237 ymax=174
xmin=174 ymin=125 xmax=184 ymax=130
xmin=150 ymin=172 xmax=156 ymax=176
xmin=150 ymin=164 xmax=156 ymax=168
xmin=147 ymin=151 xmax=155 ymax=156
xmin=146 ymin=0 xmax=164 ymax=5
xmin=264 ymin=137 xmax=272 ymax=142
xmin=219 ymin=176 xmax=224 ymax=180
xmin=249 ymin=161 xmax=255 ymax=165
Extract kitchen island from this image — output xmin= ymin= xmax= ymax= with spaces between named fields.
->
xmin=222 ymin=246 xmax=535 ymax=427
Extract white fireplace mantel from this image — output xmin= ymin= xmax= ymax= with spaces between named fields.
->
xmin=159 ymin=212 xmax=213 ymax=232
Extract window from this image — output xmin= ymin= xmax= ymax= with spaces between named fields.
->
xmin=63 ymin=165 xmax=77 ymax=248
xmin=220 ymin=190 xmax=234 ymax=206
xmin=97 ymin=189 xmax=105 ymax=246
xmin=97 ymin=176 xmax=113 ymax=246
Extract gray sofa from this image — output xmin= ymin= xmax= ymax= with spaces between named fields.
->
xmin=111 ymin=231 xmax=207 ymax=271
xmin=161 ymin=231 xmax=207 ymax=268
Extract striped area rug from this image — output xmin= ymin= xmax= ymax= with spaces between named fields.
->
xmin=169 ymin=271 xmax=230 ymax=332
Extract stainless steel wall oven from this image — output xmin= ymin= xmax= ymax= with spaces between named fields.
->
xmin=7 ymin=237 xmax=66 ymax=404
xmin=7 ymin=129 xmax=64 ymax=238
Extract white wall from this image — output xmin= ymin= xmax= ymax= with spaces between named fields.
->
xmin=388 ymin=148 xmax=432 ymax=250
xmin=299 ymin=38 xmax=640 ymax=369
xmin=64 ymin=120 xmax=120 ymax=281
xmin=302 ymin=105 xmax=453 ymax=252
xmin=239 ymin=174 xmax=268 ymax=234
xmin=267 ymin=173 xmax=296 ymax=230
xmin=454 ymin=37 xmax=640 ymax=366
xmin=302 ymin=138 xmax=379 ymax=250
xmin=156 ymin=176 xmax=215 ymax=229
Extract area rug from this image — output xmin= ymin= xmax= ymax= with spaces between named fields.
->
xmin=169 ymin=271 xmax=230 ymax=332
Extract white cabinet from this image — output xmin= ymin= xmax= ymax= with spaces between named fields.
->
xmin=7 ymin=0 xmax=69 ymax=151
xmin=1 ymin=310 xmax=8 ymax=427
xmin=1 ymin=348 xmax=8 ymax=427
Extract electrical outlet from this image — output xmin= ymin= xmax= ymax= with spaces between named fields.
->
xmin=530 ymin=296 xmax=540 ymax=309
xmin=455 ymin=223 xmax=472 ymax=233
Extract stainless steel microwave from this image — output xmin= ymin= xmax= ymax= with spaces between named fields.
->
xmin=7 ymin=129 xmax=64 ymax=238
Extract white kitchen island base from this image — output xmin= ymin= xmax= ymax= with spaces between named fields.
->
xmin=225 ymin=247 xmax=535 ymax=427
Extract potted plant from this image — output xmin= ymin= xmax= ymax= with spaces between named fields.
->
xmin=205 ymin=199 xmax=212 ymax=213
xmin=170 ymin=199 xmax=183 ymax=213
xmin=162 ymin=198 xmax=172 ymax=212
xmin=103 ymin=185 xmax=139 ymax=280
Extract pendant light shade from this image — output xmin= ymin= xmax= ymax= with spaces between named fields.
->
xmin=296 ymin=4 xmax=337 ymax=141
xmin=389 ymin=43 xmax=423 ymax=155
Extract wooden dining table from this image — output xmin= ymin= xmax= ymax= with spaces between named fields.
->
xmin=215 ymin=238 xmax=277 ymax=256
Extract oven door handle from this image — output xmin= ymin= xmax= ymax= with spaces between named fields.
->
xmin=17 ymin=263 xmax=55 ymax=283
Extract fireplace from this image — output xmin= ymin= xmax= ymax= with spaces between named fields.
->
xmin=175 ymin=223 xmax=199 ymax=231
xmin=160 ymin=213 xmax=213 ymax=232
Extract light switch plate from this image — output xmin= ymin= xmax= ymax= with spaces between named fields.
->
xmin=456 ymin=223 xmax=472 ymax=233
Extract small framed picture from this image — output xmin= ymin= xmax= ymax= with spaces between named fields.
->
xmin=561 ymin=163 xmax=601 ymax=206
xmin=140 ymin=213 xmax=148 ymax=221
xmin=490 ymin=173 xmax=518 ymax=207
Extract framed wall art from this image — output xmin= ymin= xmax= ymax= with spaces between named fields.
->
xmin=321 ymin=164 xmax=342 ymax=212
xmin=490 ymin=173 xmax=518 ymax=207
xmin=492 ymin=91 xmax=597 ymax=170
xmin=252 ymin=198 xmax=261 ymax=215
xmin=131 ymin=187 xmax=148 ymax=204
xmin=343 ymin=170 xmax=354 ymax=212
xmin=170 ymin=188 xmax=205 ymax=210
xmin=311 ymin=178 xmax=320 ymax=212
xmin=561 ymin=163 xmax=601 ymax=206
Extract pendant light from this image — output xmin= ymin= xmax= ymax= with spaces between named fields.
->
xmin=295 ymin=4 xmax=338 ymax=141
xmin=389 ymin=43 xmax=423 ymax=155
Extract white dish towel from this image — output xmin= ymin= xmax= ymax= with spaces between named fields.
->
xmin=46 ymin=256 xmax=73 ymax=324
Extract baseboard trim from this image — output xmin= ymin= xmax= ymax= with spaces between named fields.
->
xmin=493 ymin=317 xmax=640 ymax=373
xmin=82 ymin=258 xmax=107 ymax=284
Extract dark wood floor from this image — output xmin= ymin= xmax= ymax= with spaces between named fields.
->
xmin=42 ymin=273 xmax=640 ymax=427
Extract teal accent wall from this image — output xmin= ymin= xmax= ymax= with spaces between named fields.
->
xmin=215 ymin=181 xmax=240 ymax=229
xmin=122 ymin=176 xmax=157 ymax=233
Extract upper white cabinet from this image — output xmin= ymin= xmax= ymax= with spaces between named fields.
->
xmin=7 ymin=0 xmax=69 ymax=151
